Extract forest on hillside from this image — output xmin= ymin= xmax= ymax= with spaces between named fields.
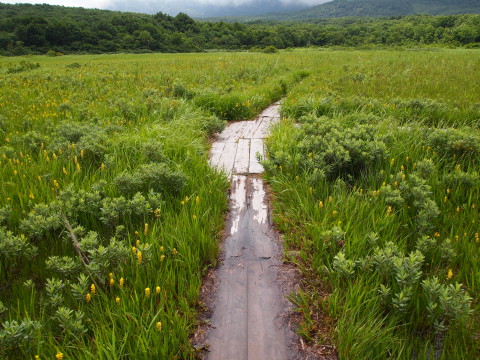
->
xmin=0 ymin=3 xmax=479 ymax=55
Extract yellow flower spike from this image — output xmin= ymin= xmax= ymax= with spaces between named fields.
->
xmin=319 ymin=201 xmax=324 ymax=208
xmin=173 ymin=248 xmax=178 ymax=256
xmin=52 ymin=153 xmax=57 ymax=160
xmin=109 ymin=278 xmax=115 ymax=287
xmin=185 ymin=196 xmax=189 ymax=202
xmin=58 ymin=148 xmax=63 ymax=155
xmin=160 ymin=246 xmax=164 ymax=252
xmin=62 ymin=167 xmax=68 ymax=175
xmin=196 ymin=196 xmax=200 ymax=205
xmin=74 ymin=156 xmax=78 ymax=164
xmin=447 ymin=269 xmax=453 ymax=280
xmin=156 ymin=286 xmax=161 ymax=294
xmin=136 ymin=239 xmax=140 ymax=246
xmin=29 ymin=193 xmax=34 ymax=199
xmin=144 ymin=223 xmax=149 ymax=236
xmin=131 ymin=246 xmax=137 ymax=254
xmin=76 ymin=162 xmax=81 ymax=172
xmin=328 ymin=196 xmax=333 ymax=203
xmin=80 ymin=149 xmax=84 ymax=158
xmin=332 ymin=210 xmax=338 ymax=216
xmin=192 ymin=215 xmax=197 ymax=220
xmin=382 ymin=182 xmax=386 ymax=187
xmin=390 ymin=158 xmax=395 ymax=166
xmin=119 ymin=277 xmax=124 ymax=288
xmin=386 ymin=206 xmax=392 ymax=216
xmin=37 ymin=176 xmax=41 ymax=182
xmin=100 ymin=163 xmax=105 ymax=172
xmin=309 ymin=187 xmax=313 ymax=194
xmin=402 ymin=174 xmax=406 ymax=181
xmin=134 ymin=231 xmax=139 ymax=236
xmin=160 ymin=254 xmax=165 ymax=262
xmin=137 ymin=251 xmax=143 ymax=264
xmin=405 ymin=156 xmax=410 ymax=162
xmin=443 ymin=196 xmax=448 ymax=204
xmin=434 ymin=232 xmax=440 ymax=237
xmin=85 ymin=293 xmax=91 ymax=303
xmin=35 ymin=355 xmax=40 ymax=360
xmin=463 ymin=232 xmax=467 ymax=237
xmin=109 ymin=273 xmax=114 ymax=279
xmin=116 ymin=297 xmax=120 ymax=305
xmin=156 ymin=321 xmax=162 ymax=332
xmin=13 ymin=170 xmax=17 ymax=176
xmin=359 ymin=188 xmax=363 ymax=194
xmin=295 ymin=176 xmax=299 ymax=182
xmin=456 ymin=206 xmax=461 ymax=213
xmin=455 ymin=235 xmax=459 ymax=240
xmin=401 ymin=165 xmax=405 ymax=171
xmin=446 ymin=188 xmax=451 ymax=194
xmin=181 ymin=201 xmax=184 ymax=205
xmin=145 ymin=287 xmax=151 ymax=298
xmin=90 ymin=284 xmax=96 ymax=294
xmin=55 ymin=352 xmax=63 ymax=360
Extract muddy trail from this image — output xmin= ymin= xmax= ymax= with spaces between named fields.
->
xmin=199 ymin=104 xmax=319 ymax=359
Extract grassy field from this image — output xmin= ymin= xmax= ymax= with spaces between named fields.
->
xmin=0 ymin=49 xmax=479 ymax=359
xmin=264 ymin=49 xmax=480 ymax=359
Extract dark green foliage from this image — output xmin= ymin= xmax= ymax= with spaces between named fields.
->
xmin=0 ymin=3 xmax=479 ymax=56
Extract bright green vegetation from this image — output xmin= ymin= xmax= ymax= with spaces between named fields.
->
xmin=1 ymin=49 xmax=479 ymax=359
xmin=263 ymin=49 xmax=480 ymax=358
xmin=1 ymin=3 xmax=480 ymax=56
xmin=0 ymin=52 xmax=306 ymax=359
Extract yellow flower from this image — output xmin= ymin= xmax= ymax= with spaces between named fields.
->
xmin=309 ymin=186 xmax=313 ymax=194
xmin=137 ymin=251 xmax=143 ymax=264
xmin=443 ymin=196 xmax=448 ymax=203
xmin=160 ymin=255 xmax=165 ymax=262
xmin=132 ymin=246 xmax=137 ymax=254
xmin=447 ymin=269 xmax=453 ymax=280
xmin=37 ymin=176 xmax=41 ymax=182
xmin=62 ymin=167 xmax=68 ymax=175
xmin=136 ymin=239 xmax=140 ymax=246
xmin=390 ymin=158 xmax=395 ymax=166
xmin=332 ymin=210 xmax=338 ymax=216
xmin=173 ymin=248 xmax=177 ymax=255
xmin=90 ymin=284 xmax=96 ymax=294
xmin=55 ymin=352 xmax=63 ymax=360
xmin=156 ymin=321 xmax=162 ymax=332
xmin=156 ymin=286 xmax=161 ymax=294
xmin=144 ymin=223 xmax=149 ymax=236
xmin=116 ymin=297 xmax=120 ymax=305
xmin=35 ymin=355 xmax=40 ymax=360
xmin=109 ymin=273 xmax=114 ymax=279
xmin=119 ymin=277 xmax=124 ymax=288
xmin=196 ymin=196 xmax=200 ymax=205
xmin=160 ymin=246 xmax=164 ymax=252
xmin=185 ymin=196 xmax=189 ymax=203
xmin=85 ymin=293 xmax=91 ymax=303
xmin=328 ymin=196 xmax=333 ymax=203
xmin=386 ymin=206 xmax=392 ymax=216
xmin=319 ymin=201 xmax=324 ymax=208
xmin=401 ymin=165 xmax=405 ymax=171
xmin=145 ymin=288 xmax=151 ymax=298
xmin=29 ymin=193 xmax=35 ymax=199
xmin=109 ymin=278 xmax=115 ymax=287
xmin=100 ymin=163 xmax=105 ymax=172
xmin=456 ymin=206 xmax=461 ymax=213
xmin=192 ymin=215 xmax=197 ymax=220
xmin=76 ymin=162 xmax=81 ymax=172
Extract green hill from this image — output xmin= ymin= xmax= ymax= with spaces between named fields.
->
xmin=294 ymin=0 xmax=480 ymax=19
xmin=210 ymin=0 xmax=480 ymax=22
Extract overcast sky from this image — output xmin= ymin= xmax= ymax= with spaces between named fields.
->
xmin=1 ymin=0 xmax=331 ymax=16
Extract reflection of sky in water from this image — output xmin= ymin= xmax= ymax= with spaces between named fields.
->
xmin=229 ymin=175 xmax=247 ymax=235
xmin=252 ymin=178 xmax=268 ymax=224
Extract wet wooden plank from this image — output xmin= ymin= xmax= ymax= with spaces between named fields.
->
xmin=218 ymin=121 xmax=248 ymax=141
xmin=216 ymin=142 xmax=237 ymax=175
xmin=232 ymin=139 xmax=250 ymax=174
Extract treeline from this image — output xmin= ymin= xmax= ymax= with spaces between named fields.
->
xmin=0 ymin=3 xmax=479 ymax=55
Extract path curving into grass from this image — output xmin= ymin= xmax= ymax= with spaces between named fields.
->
xmin=207 ymin=103 xmax=292 ymax=359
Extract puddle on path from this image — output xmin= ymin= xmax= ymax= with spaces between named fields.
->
xmin=206 ymin=103 xmax=293 ymax=359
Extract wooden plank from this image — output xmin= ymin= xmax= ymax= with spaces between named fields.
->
xmin=232 ymin=139 xmax=250 ymax=174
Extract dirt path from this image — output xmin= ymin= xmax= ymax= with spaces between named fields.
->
xmin=206 ymin=103 xmax=292 ymax=359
